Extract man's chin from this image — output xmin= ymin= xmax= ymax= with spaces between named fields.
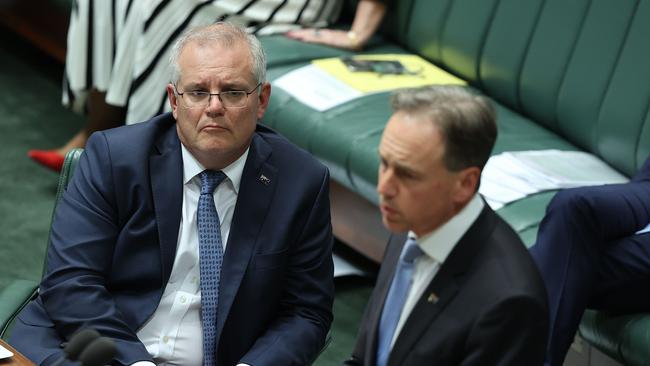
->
xmin=381 ymin=217 xmax=408 ymax=234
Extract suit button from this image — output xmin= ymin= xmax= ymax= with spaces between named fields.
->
xmin=163 ymin=336 xmax=169 ymax=344
xmin=180 ymin=295 xmax=187 ymax=304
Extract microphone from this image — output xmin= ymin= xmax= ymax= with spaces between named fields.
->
xmin=77 ymin=337 xmax=116 ymax=366
xmin=64 ymin=329 xmax=101 ymax=361
xmin=52 ymin=329 xmax=101 ymax=366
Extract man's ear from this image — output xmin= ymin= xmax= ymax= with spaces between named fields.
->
xmin=256 ymin=82 xmax=272 ymax=120
xmin=454 ymin=166 xmax=481 ymax=204
xmin=166 ymin=84 xmax=178 ymax=119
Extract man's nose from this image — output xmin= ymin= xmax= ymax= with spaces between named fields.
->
xmin=377 ymin=170 xmax=396 ymax=197
xmin=205 ymin=94 xmax=225 ymax=113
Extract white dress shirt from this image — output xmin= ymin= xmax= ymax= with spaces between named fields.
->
xmin=390 ymin=194 xmax=484 ymax=347
xmin=133 ymin=144 xmax=248 ymax=366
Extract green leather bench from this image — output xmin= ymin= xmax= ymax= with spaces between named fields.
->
xmin=0 ymin=149 xmax=83 ymax=339
xmin=259 ymin=0 xmax=650 ymax=364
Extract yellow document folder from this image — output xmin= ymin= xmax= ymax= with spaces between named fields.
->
xmin=311 ymin=54 xmax=466 ymax=93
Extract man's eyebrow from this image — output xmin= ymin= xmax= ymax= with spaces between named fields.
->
xmin=221 ymin=82 xmax=249 ymax=90
xmin=379 ymin=153 xmax=419 ymax=175
xmin=182 ymin=82 xmax=206 ymax=89
xmin=393 ymin=161 xmax=420 ymax=176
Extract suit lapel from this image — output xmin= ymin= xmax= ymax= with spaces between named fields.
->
xmin=215 ymin=132 xmax=277 ymax=344
xmin=388 ymin=206 xmax=497 ymax=366
xmin=149 ymin=119 xmax=183 ymax=286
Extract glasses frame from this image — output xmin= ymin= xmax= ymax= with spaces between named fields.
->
xmin=173 ymin=82 xmax=262 ymax=109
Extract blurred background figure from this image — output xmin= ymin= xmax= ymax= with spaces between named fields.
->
xmin=28 ymin=0 xmax=346 ymax=171
xmin=285 ymin=0 xmax=386 ymax=50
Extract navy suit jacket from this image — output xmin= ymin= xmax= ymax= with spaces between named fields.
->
xmin=10 ymin=113 xmax=334 ymax=365
xmin=345 ymin=205 xmax=548 ymax=365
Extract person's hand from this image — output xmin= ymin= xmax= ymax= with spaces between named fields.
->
xmin=285 ymin=28 xmax=361 ymax=50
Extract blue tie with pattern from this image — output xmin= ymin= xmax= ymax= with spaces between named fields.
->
xmin=198 ymin=170 xmax=227 ymax=366
xmin=376 ymin=236 xmax=423 ymax=366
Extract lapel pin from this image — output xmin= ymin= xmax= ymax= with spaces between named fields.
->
xmin=259 ymin=174 xmax=271 ymax=185
xmin=427 ymin=292 xmax=439 ymax=304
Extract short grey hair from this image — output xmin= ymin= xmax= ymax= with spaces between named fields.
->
xmin=169 ymin=21 xmax=267 ymax=85
xmin=390 ymin=85 xmax=497 ymax=171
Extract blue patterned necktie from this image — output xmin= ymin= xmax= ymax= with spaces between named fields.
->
xmin=198 ymin=170 xmax=227 ymax=366
xmin=376 ymin=236 xmax=423 ymax=366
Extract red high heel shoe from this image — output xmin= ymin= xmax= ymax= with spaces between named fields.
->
xmin=28 ymin=149 xmax=65 ymax=172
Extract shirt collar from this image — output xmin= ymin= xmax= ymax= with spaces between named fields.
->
xmin=413 ymin=194 xmax=484 ymax=264
xmin=181 ymin=143 xmax=249 ymax=194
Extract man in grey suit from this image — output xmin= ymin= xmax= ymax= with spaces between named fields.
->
xmin=344 ymin=85 xmax=548 ymax=365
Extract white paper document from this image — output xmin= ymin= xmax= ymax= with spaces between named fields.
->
xmin=636 ymin=223 xmax=650 ymax=235
xmin=333 ymin=253 xmax=369 ymax=278
xmin=273 ymin=64 xmax=362 ymax=111
xmin=0 ymin=343 xmax=13 ymax=359
xmin=480 ymin=150 xmax=629 ymax=210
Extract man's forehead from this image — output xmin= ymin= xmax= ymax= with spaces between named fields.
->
xmin=177 ymin=43 xmax=253 ymax=83
xmin=179 ymin=38 xmax=249 ymax=63
xmin=381 ymin=114 xmax=443 ymax=164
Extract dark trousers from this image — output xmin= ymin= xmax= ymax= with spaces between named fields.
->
xmin=530 ymin=157 xmax=650 ymax=366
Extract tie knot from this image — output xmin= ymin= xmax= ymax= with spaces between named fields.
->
xmin=199 ymin=170 xmax=227 ymax=194
xmin=401 ymin=237 xmax=423 ymax=264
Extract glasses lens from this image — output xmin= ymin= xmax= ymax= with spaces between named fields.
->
xmin=220 ymin=91 xmax=247 ymax=108
xmin=177 ymin=88 xmax=253 ymax=109
xmin=183 ymin=91 xmax=209 ymax=109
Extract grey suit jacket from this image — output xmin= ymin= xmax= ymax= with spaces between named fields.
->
xmin=344 ymin=204 xmax=548 ymax=365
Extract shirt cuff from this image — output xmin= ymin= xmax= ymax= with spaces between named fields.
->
xmin=131 ymin=362 xmax=156 ymax=366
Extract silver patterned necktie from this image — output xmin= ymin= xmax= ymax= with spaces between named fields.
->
xmin=198 ymin=170 xmax=227 ymax=366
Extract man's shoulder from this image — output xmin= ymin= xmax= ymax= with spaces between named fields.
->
xmin=469 ymin=209 xmax=546 ymax=299
xmin=89 ymin=113 xmax=176 ymax=154
xmin=103 ymin=113 xmax=175 ymax=143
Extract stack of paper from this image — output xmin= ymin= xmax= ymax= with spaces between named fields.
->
xmin=311 ymin=54 xmax=466 ymax=93
xmin=0 ymin=344 xmax=13 ymax=360
xmin=272 ymin=65 xmax=362 ymax=111
xmin=480 ymin=150 xmax=629 ymax=210
xmin=273 ymin=54 xmax=466 ymax=111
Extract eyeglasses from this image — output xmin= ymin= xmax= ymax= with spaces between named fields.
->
xmin=174 ymin=83 xmax=262 ymax=109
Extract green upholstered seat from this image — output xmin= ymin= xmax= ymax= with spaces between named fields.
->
xmin=580 ymin=310 xmax=650 ymax=366
xmin=0 ymin=148 xmax=83 ymax=339
xmin=260 ymin=0 xmax=650 ymax=363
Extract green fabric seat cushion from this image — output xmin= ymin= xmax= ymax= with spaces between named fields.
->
xmin=347 ymin=131 xmax=382 ymax=204
xmin=491 ymin=102 xmax=578 ymax=154
xmin=580 ymin=310 xmax=650 ymax=366
xmin=262 ymin=35 xmax=408 ymax=69
xmin=260 ymin=1 xmax=650 ymax=362
xmin=309 ymin=93 xmax=392 ymax=184
xmin=265 ymin=67 xmax=581 ymax=234
xmin=495 ymin=192 xmax=556 ymax=248
xmin=0 ymin=279 xmax=38 ymax=339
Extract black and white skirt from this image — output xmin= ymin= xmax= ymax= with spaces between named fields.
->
xmin=63 ymin=0 xmax=342 ymax=124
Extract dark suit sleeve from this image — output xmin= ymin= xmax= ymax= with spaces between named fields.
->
xmin=39 ymin=133 xmax=152 ymax=364
xmin=239 ymin=168 xmax=335 ymax=366
xmin=461 ymin=295 xmax=548 ymax=365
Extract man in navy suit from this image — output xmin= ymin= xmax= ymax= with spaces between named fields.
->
xmin=530 ymin=157 xmax=650 ymax=366
xmin=344 ymin=86 xmax=548 ymax=365
xmin=10 ymin=22 xmax=334 ymax=366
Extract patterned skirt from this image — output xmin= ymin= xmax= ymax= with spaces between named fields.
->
xmin=63 ymin=0 xmax=342 ymax=124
